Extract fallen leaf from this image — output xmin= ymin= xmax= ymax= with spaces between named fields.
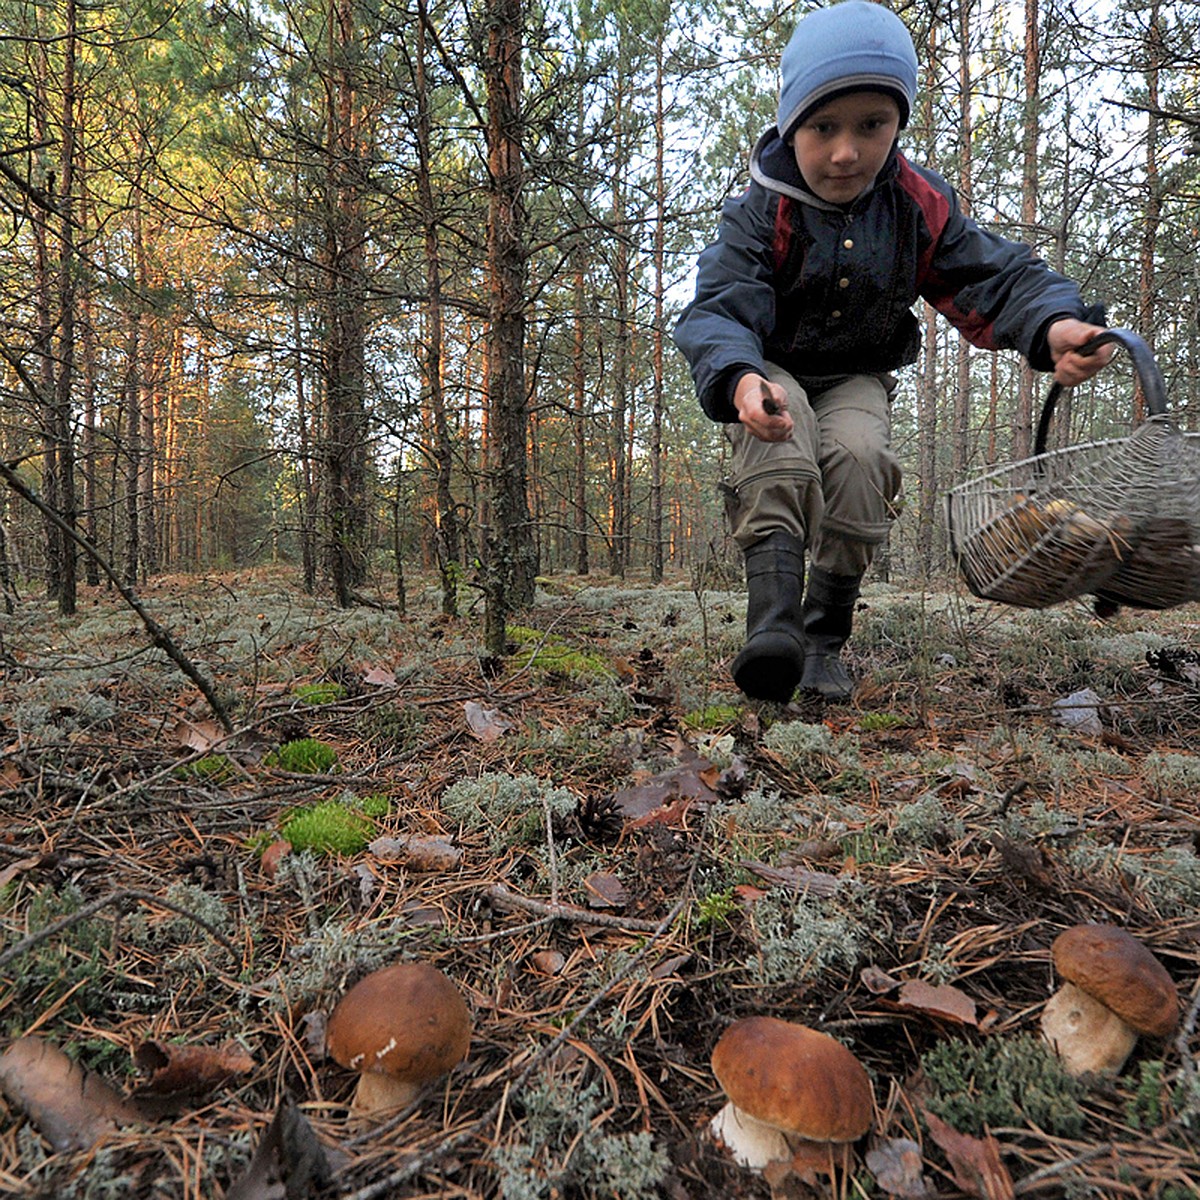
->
xmin=896 ymin=979 xmax=978 ymax=1027
xmin=612 ymin=754 xmax=719 ymax=820
xmin=583 ymin=871 xmax=629 ymax=909
xmin=860 ymin=965 xmax=903 ymax=995
xmin=865 ymin=1137 xmax=931 ymax=1197
xmin=464 ymin=701 xmax=511 ymax=743
xmin=368 ymin=834 xmax=462 ymax=871
xmin=171 ymin=718 xmax=223 ymax=753
xmin=0 ymin=854 xmax=56 ymax=891
xmin=650 ymin=953 xmax=692 ymax=980
xmin=923 ymin=1110 xmax=1015 ymax=1200
xmin=226 ymin=1094 xmax=333 ymax=1200
xmin=132 ymin=1040 xmax=255 ymax=1110
xmin=261 ymin=840 xmax=292 ymax=878
xmin=0 ymin=1037 xmax=141 ymax=1151
xmin=530 ymin=949 xmax=566 ymax=975
xmin=738 ymin=859 xmax=842 ymax=899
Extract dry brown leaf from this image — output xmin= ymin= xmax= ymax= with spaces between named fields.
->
xmin=896 ymin=979 xmax=978 ymax=1026
xmin=0 ymin=1037 xmax=141 ymax=1151
xmin=583 ymin=871 xmax=629 ymax=909
xmin=226 ymin=1094 xmax=333 ymax=1200
xmin=171 ymin=718 xmax=223 ymax=753
xmin=865 ymin=1137 xmax=931 ymax=1197
xmin=923 ymin=1110 xmax=1015 ymax=1200
xmin=529 ymin=949 xmax=566 ymax=976
xmin=464 ymin=701 xmax=512 ymax=743
xmin=260 ymin=840 xmax=292 ymax=879
xmin=612 ymin=754 xmax=719 ymax=820
xmin=131 ymin=1039 xmax=256 ymax=1110
xmin=368 ymin=834 xmax=462 ymax=871
xmin=737 ymin=859 xmax=842 ymax=898
xmin=860 ymin=964 xmax=903 ymax=995
xmin=0 ymin=854 xmax=48 ymax=891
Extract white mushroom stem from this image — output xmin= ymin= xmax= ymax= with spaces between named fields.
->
xmin=352 ymin=1070 xmax=422 ymax=1115
xmin=1040 ymin=981 xmax=1138 ymax=1076
xmin=709 ymin=1100 xmax=793 ymax=1170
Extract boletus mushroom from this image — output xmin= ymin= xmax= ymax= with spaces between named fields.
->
xmin=326 ymin=961 xmax=471 ymax=1115
xmin=709 ymin=1016 xmax=874 ymax=1171
xmin=1040 ymin=923 xmax=1178 ymax=1076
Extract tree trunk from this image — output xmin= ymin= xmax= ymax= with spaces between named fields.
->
xmin=321 ymin=0 xmax=371 ymax=607
xmin=417 ymin=0 xmax=460 ymax=615
xmin=1015 ymin=0 xmax=1040 ymax=460
xmin=649 ymin=38 xmax=666 ymax=583
xmin=1136 ymin=0 xmax=1162 ymax=425
xmin=482 ymin=0 xmax=536 ymax=655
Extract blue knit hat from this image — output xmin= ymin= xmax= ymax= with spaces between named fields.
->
xmin=777 ymin=2 xmax=918 ymax=140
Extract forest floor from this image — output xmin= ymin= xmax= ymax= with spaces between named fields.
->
xmin=2 ymin=565 xmax=1200 ymax=1199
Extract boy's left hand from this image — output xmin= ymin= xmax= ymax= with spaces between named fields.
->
xmin=1047 ymin=318 xmax=1115 ymax=386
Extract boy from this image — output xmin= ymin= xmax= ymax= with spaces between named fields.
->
xmin=674 ymin=0 xmax=1112 ymax=704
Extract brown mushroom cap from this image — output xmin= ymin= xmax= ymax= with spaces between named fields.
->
xmin=711 ymin=1016 xmax=873 ymax=1144
xmin=327 ymin=962 xmax=471 ymax=1098
xmin=1051 ymin=924 xmax=1178 ymax=1038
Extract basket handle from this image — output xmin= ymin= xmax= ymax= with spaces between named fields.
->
xmin=1034 ymin=327 xmax=1167 ymax=457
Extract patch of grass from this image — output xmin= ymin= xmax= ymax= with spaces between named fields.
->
xmin=281 ymin=800 xmax=373 ymax=855
xmin=265 ymin=737 xmax=340 ymax=773
xmin=921 ymin=1032 xmax=1085 ymax=1137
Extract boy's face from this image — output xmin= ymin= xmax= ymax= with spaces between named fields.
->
xmin=791 ymin=91 xmax=901 ymax=205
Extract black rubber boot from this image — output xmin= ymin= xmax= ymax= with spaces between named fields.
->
xmin=731 ymin=531 xmax=806 ymax=703
xmin=799 ymin=567 xmax=861 ymax=702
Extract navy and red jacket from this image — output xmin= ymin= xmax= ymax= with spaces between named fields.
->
xmin=674 ymin=128 xmax=1088 ymax=423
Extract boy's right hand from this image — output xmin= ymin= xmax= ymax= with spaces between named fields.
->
xmin=734 ymin=374 xmax=794 ymax=442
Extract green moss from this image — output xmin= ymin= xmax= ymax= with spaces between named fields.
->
xmin=281 ymin=801 xmax=372 ymax=855
xmin=265 ymin=737 xmax=340 ymax=774
xmin=507 ymin=624 xmax=615 ymax=682
xmin=681 ymin=703 xmax=741 ymax=731
xmin=694 ymin=888 xmax=738 ymax=930
xmin=859 ymin=711 xmax=905 ymax=731
xmin=358 ymin=793 xmax=390 ymax=818
xmin=921 ymin=1032 xmax=1085 ymax=1137
xmin=293 ymin=682 xmax=347 ymax=705
xmin=173 ymin=753 xmax=235 ymax=784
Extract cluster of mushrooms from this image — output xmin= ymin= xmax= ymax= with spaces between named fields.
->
xmin=316 ymin=921 xmax=1179 ymax=1184
xmin=708 ymin=922 xmax=1180 ymax=1175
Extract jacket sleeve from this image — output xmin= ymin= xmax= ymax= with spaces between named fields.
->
xmin=672 ymin=186 xmax=779 ymax=422
xmin=906 ymin=162 xmax=1085 ymax=372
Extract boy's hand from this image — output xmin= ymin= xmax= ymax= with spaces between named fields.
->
xmin=1047 ymin=318 xmax=1116 ymax=386
xmin=734 ymin=374 xmax=794 ymax=441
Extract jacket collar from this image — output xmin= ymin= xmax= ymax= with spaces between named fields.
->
xmin=748 ymin=126 xmax=900 ymax=212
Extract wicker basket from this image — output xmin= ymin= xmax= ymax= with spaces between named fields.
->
xmin=945 ymin=329 xmax=1200 ymax=610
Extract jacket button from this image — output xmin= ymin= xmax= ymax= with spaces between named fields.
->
xmin=838 ymin=277 xmax=850 ymax=288
xmin=843 ymin=239 xmax=854 ymax=249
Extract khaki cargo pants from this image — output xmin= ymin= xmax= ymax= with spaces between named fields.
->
xmin=724 ymin=364 xmax=902 ymax=578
